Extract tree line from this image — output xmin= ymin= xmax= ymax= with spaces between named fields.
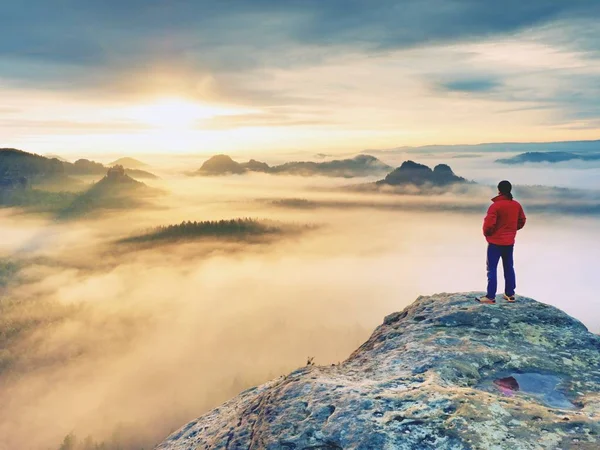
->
xmin=121 ymin=218 xmax=283 ymax=244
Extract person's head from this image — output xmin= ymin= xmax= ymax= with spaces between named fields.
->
xmin=498 ymin=180 xmax=513 ymax=200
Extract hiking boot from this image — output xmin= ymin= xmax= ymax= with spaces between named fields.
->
xmin=503 ymin=293 xmax=516 ymax=303
xmin=478 ymin=296 xmax=496 ymax=304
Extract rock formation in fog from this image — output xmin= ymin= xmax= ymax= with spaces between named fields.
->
xmin=59 ymin=166 xmax=152 ymax=217
xmin=81 ymin=165 xmax=149 ymax=195
xmin=193 ymin=154 xmax=392 ymax=178
xmin=104 ymin=165 xmax=139 ymax=184
xmin=157 ymin=293 xmax=600 ymax=450
xmin=378 ymin=160 xmax=467 ymax=187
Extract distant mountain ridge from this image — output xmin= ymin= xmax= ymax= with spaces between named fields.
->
xmin=66 ymin=158 xmax=157 ymax=179
xmin=193 ymin=155 xmax=468 ymax=189
xmin=0 ymin=148 xmax=65 ymax=181
xmin=0 ymin=163 xmax=154 ymax=215
xmin=193 ymin=154 xmax=392 ymax=177
xmin=496 ymin=151 xmax=600 ymax=165
xmin=368 ymin=139 xmax=600 ymax=155
xmin=270 ymin=154 xmax=391 ymax=177
xmin=0 ymin=148 xmax=157 ymax=182
xmin=108 ymin=157 xmax=149 ymax=169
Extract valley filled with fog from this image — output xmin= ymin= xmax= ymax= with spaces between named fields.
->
xmin=1 ymin=149 xmax=599 ymax=450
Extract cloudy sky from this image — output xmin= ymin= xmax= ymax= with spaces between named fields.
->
xmin=2 ymin=0 xmax=600 ymax=155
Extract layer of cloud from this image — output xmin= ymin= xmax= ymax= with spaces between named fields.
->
xmin=3 ymin=1 xmax=597 ymax=79
xmin=436 ymin=78 xmax=502 ymax=94
xmin=2 ymin=1 xmax=600 ymax=97
xmin=0 ymin=159 xmax=599 ymax=449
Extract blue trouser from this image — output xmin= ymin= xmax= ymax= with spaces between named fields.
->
xmin=486 ymin=244 xmax=516 ymax=299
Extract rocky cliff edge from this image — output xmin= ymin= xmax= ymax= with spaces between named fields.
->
xmin=157 ymin=292 xmax=600 ymax=450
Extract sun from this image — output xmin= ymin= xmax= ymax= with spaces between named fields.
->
xmin=127 ymin=98 xmax=241 ymax=130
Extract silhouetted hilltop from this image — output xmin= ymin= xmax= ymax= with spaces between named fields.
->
xmin=194 ymin=154 xmax=391 ymax=177
xmin=84 ymin=166 xmax=147 ymax=195
xmin=0 ymin=150 xmax=76 ymax=211
xmin=0 ymin=148 xmax=65 ymax=181
xmin=378 ymin=160 xmax=467 ymax=186
xmin=108 ymin=157 xmax=149 ymax=169
xmin=103 ymin=165 xmax=143 ymax=185
xmin=158 ymin=293 xmax=600 ymax=450
xmin=196 ymin=154 xmax=246 ymax=175
xmin=59 ymin=166 xmax=151 ymax=218
xmin=432 ymin=163 xmax=465 ymax=184
xmin=497 ymin=151 xmax=600 ymax=165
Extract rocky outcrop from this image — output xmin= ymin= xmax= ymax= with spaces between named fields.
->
xmin=92 ymin=166 xmax=146 ymax=189
xmin=157 ymin=293 xmax=600 ymax=450
xmin=107 ymin=164 xmax=126 ymax=179
xmin=378 ymin=161 xmax=467 ymax=187
xmin=58 ymin=167 xmax=150 ymax=218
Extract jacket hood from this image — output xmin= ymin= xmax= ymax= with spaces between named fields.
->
xmin=492 ymin=194 xmax=510 ymax=202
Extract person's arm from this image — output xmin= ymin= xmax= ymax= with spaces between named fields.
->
xmin=483 ymin=204 xmax=497 ymax=236
xmin=517 ymin=204 xmax=526 ymax=230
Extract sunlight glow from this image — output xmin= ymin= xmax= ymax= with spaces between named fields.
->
xmin=125 ymin=98 xmax=246 ymax=130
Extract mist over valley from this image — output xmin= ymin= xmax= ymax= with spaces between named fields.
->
xmin=0 ymin=146 xmax=599 ymax=449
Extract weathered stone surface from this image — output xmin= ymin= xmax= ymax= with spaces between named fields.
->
xmin=156 ymin=293 xmax=600 ymax=450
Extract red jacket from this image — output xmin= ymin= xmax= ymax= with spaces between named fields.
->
xmin=483 ymin=195 xmax=526 ymax=245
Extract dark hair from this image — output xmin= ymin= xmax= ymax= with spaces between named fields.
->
xmin=498 ymin=180 xmax=513 ymax=200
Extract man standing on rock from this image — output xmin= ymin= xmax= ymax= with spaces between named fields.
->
xmin=479 ymin=180 xmax=526 ymax=304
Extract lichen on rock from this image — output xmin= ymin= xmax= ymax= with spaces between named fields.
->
xmin=156 ymin=293 xmax=600 ymax=450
